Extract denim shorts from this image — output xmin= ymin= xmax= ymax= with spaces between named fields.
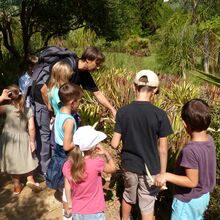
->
xmin=171 ymin=193 xmax=210 ymax=220
xmin=72 ymin=212 xmax=105 ymax=220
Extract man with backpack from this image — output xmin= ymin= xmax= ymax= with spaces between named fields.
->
xmin=30 ymin=46 xmax=116 ymax=177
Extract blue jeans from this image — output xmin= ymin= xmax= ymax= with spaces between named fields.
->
xmin=171 ymin=193 xmax=210 ymax=220
xmin=35 ymin=103 xmax=51 ymax=174
xmin=72 ymin=213 xmax=105 ymax=220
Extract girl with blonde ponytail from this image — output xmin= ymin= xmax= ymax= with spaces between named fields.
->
xmin=62 ymin=126 xmax=116 ymax=219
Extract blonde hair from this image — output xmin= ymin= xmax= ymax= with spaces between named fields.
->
xmin=69 ymin=147 xmax=85 ymax=183
xmin=48 ymin=61 xmax=73 ymax=90
xmin=69 ymin=146 xmax=96 ymax=183
xmin=6 ymin=84 xmax=24 ymax=114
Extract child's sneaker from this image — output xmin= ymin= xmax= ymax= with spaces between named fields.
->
xmin=26 ymin=181 xmax=42 ymax=192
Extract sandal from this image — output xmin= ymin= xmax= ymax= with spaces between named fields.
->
xmin=14 ymin=183 xmax=24 ymax=195
xmin=26 ymin=181 xmax=42 ymax=192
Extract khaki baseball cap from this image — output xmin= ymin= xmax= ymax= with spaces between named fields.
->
xmin=134 ymin=70 xmax=159 ymax=87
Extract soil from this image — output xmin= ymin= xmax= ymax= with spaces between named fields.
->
xmin=0 ymin=173 xmax=122 ymax=220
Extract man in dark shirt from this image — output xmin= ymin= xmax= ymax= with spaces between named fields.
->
xmin=36 ymin=47 xmax=116 ymax=176
xmin=42 ymin=46 xmax=116 ymax=117
xmin=111 ymin=70 xmax=173 ymax=220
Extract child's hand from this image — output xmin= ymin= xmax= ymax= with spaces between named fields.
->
xmin=95 ymin=144 xmax=106 ymax=155
xmin=50 ymin=117 xmax=55 ymax=130
xmin=29 ymin=141 xmax=36 ymax=153
xmin=64 ymin=207 xmax=72 ymax=218
xmin=95 ymin=144 xmax=113 ymax=162
xmin=155 ymin=173 xmax=167 ymax=188
xmin=0 ymin=89 xmax=11 ymax=102
xmin=50 ymin=116 xmax=55 ymax=125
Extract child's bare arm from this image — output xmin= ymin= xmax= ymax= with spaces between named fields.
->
xmin=111 ymin=132 xmax=121 ymax=149
xmin=0 ymin=106 xmax=6 ymax=114
xmin=28 ymin=116 xmax=36 ymax=152
xmin=63 ymin=119 xmax=75 ymax=151
xmin=155 ymin=168 xmax=199 ymax=188
xmin=41 ymin=84 xmax=53 ymax=112
xmin=96 ymin=144 xmax=116 ymax=173
xmin=64 ymin=177 xmax=72 ymax=214
xmin=0 ymin=89 xmax=11 ymax=113
xmin=158 ymin=137 xmax=168 ymax=174
xmin=103 ymin=151 xmax=116 ymax=173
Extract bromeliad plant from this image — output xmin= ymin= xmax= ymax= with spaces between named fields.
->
xmin=80 ymin=68 xmax=201 ymax=157
xmin=79 ymin=68 xmax=135 ymax=138
xmin=79 ymin=68 xmax=220 ymax=219
xmin=80 ymin=68 xmax=218 ymax=164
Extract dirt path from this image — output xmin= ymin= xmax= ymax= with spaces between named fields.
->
xmin=0 ymin=173 xmax=121 ymax=220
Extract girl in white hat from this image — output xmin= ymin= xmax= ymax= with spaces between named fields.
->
xmin=62 ymin=125 xmax=116 ymax=220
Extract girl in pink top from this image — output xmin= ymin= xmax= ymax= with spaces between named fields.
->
xmin=62 ymin=126 xmax=116 ymax=220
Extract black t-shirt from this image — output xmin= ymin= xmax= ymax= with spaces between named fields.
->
xmin=114 ymin=101 xmax=173 ymax=175
xmin=70 ymin=69 xmax=98 ymax=92
xmin=70 ymin=57 xmax=98 ymax=92
xmin=46 ymin=57 xmax=99 ymax=92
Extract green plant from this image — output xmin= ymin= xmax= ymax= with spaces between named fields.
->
xmin=124 ymin=36 xmax=151 ymax=56
xmin=156 ymin=12 xmax=198 ymax=76
xmin=192 ymin=70 xmax=220 ymax=87
xmin=79 ymin=91 xmax=101 ymax=127
xmin=80 ymin=68 xmax=135 ymax=138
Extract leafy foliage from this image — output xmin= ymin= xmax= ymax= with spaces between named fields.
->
xmin=0 ymin=0 xmax=145 ymax=61
xmin=192 ymin=70 xmax=220 ymax=87
xmin=156 ymin=12 xmax=198 ymax=76
xmin=140 ymin=0 xmax=173 ymax=36
xmin=79 ymin=68 xmax=220 ymax=218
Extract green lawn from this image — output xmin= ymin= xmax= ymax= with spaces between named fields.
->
xmin=104 ymin=52 xmax=159 ymax=72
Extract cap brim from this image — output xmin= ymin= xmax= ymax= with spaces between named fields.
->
xmin=92 ymin=131 xmax=107 ymax=147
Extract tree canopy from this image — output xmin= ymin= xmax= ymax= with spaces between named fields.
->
xmin=0 ymin=0 xmax=219 ymax=75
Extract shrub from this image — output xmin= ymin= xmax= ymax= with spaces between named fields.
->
xmin=124 ymin=36 xmax=151 ymax=56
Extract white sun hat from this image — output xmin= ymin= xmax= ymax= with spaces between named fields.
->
xmin=73 ymin=125 xmax=107 ymax=151
xmin=134 ymin=69 xmax=159 ymax=87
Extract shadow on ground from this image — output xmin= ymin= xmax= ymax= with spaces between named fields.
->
xmin=0 ymin=173 xmax=62 ymax=220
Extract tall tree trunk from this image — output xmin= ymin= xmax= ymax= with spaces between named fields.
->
xmin=0 ymin=34 xmax=3 ymax=61
xmin=204 ymin=32 xmax=209 ymax=74
xmin=20 ymin=1 xmax=30 ymax=62
xmin=210 ymin=32 xmax=218 ymax=74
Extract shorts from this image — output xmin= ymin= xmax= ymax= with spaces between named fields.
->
xmin=123 ymin=171 xmax=159 ymax=214
xmin=72 ymin=212 xmax=105 ymax=220
xmin=171 ymin=193 xmax=210 ymax=220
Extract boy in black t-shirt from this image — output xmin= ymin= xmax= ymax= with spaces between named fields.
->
xmin=111 ymin=70 xmax=173 ymax=220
